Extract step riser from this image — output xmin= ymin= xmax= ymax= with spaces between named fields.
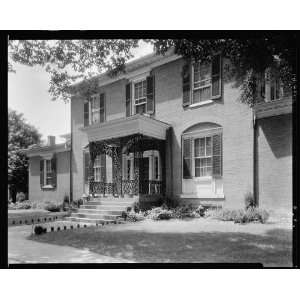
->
xmin=72 ymin=214 xmax=120 ymax=220
xmin=87 ymin=201 xmax=134 ymax=206
xmin=81 ymin=205 xmax=131 ymax=210
xmin=77 ymin=209 xmax=123 ymax=215
xmin=66 ymin=217 xmax=116 ymax=224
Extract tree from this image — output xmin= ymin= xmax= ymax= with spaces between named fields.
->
xmin=8 ymin=109 xmax=42 ymax=202
xmin=8 ymin=35 xmax=297 ymax=104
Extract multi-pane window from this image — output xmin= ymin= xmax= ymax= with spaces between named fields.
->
xmin=192 ymin=55 xmax=221 ymax=104
xmin=134 ymin=80 xmax=147 ymax=114
xmin=45 ymin=159 xmax=52 ymax=185
xmin=91 ymin=95 xmax=100 ymax=124
xmin=270 ymin=77 xmax=281 ymax=101
xmin=193 ymin=62 xmax=212 ymax=103
xmin=90 ymin=94 xmax=105 ymax=125
xmin=194 ymin=137 xmax=212 ymax=177
xmin=93 ymin=155 xmax=105 ymax=182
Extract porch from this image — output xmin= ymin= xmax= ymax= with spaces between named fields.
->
xmin=81 ymin=114 xmax=170 ymax=199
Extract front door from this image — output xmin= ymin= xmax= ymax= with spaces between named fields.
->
xmin=140 ymin=157 xmax=149 ymax=194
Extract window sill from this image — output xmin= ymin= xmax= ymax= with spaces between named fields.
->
xmin=42 ymin=185 xmax=55 ymax=190
xmin=189 ymin=99 xmax=214 ymax=108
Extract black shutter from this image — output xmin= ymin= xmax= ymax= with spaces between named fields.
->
xmin=146 ymin=75 xmax=155 ymax=114
xmin=126 ymin=83 xmax=131 ymax=117
xmin=84 ymin=152 xmax=90 ymax=183
xmin=84 ymin=99 xmax=89 ymax=127
xmin=51 ymin=155 xmax=57 ymax=188
xmin=212 ymin=134 xmax=222 ymax=176
xmin=100 ymin=93 xmax=105 ymax=123
xmin=40 ymin=159 xmax=44 ymax=188
xmin=211 ymin=55 xmax=222 ymax=99
xmin=182 ymin=63 xmax=191 ymax=106
xmin=182 ymin=138 xmax=192 ymax=179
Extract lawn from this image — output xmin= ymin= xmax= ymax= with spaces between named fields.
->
xmin=29 ymin=219 xmax=292 ymax=266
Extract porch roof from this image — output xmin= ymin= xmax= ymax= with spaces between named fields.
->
xmin=80 ymin=114 xmax=170 ymax=142
xmin=22 ymin=142 xmax=70 ymax=157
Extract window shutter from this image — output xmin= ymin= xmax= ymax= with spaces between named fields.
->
xmin=182 ymin=63 xmax=191 ymax=106
xmin=100 ymin=93 xmax=105 ymax=123
xmin=100 ymin=154 xmax=106 ymax=182
xmin=212 ymin=134 xmax=222 ymax=176
xmin=84 ymin=99 xmax=89 ymax=127
xmin=84 ymin=152 xmax=90 ymax=183
xmin=40 ymin=159 xmax=44 ymax=188
xmin=182 ymin=138 xmax=192 ymax=179
xmin=126 ymin=83 xmax=131 ymax=117
xmin=211 ymin=55 xmax=222 ymax=99
xmin=146 ymin=75 xmax=155 ymax=114
xmin=51 ymin=155 xmax=57 ymax=188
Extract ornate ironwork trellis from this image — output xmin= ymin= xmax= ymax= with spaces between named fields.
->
xmin=88 ymin=133 xmax=166 ymax=197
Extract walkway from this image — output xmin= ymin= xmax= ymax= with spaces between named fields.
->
xmin=8 ymin=225 xmax=133 ymax=264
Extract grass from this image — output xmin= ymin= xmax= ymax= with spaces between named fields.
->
xmin=29 ymin=219 xmax=292 ymax=266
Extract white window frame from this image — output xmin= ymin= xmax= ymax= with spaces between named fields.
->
xmin=182 ymin=127 xmax=222 ymax=181
xmin=194 ymin=136 xmax=212 ymax=178
xmin=191 ymin=61 xmax=212 ymax=105
xmin=42 ymin=158 xmax=53 ymax=187
xmin=133 ymin=79 xmax=147 ymax=114
xmin=93 ymin=155 xmax=105 ymax=182
xmin=89 ymin=93 xmax=105 ymax=125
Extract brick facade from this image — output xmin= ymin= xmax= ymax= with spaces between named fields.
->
xmin=71 ymin=57 xmax=257 ymax=208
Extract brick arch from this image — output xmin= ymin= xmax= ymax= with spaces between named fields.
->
xmin=183 ymin=122 xmax=222 ymax=135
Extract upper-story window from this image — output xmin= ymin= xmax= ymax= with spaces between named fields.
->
xmin=134 ymin=80 xmax=147 ymax=114
xmin=182 ymin=55 xmax=222 ymax=107
xmin=125 ymin=76 xmax=155 ymax=117
xmin=84 ymin=93 xmax=106 ymax=127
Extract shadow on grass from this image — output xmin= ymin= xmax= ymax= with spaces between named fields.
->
xmin=29 ymin=227 xmax=292 ymax=266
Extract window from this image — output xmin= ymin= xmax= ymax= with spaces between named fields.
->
xmin=88 ymin=93 xmax=105 ymax=126
xmin=134 ymin=80 xmax=147 ymax=114
xmin=40 ymin=157 xmax=56 ymax=188
xmin=45 ymin=159 xmax=52 ymax=185
xmin=94 ymin=155 xmax=106 ymax=182
xmin=91 ymin=95 xmax=100 ymax=124
xmin=270 ymin=77 xmax=281 ymax=101
xmin=192 ymin=55 xmax=221 ymax=104
xmin=194 ymin=137 xmax=212 ymax=177
xmin=182 ymin=130 xmax=222 ymax=179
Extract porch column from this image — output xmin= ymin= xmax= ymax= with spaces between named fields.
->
xmin=112 ymin=146 xmax=122 ymax=197
xmin=133 ymin=134 xmax=143 ymax=195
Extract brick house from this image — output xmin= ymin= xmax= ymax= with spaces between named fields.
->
xmin=24 ymin=50 xmax=292 ymax=214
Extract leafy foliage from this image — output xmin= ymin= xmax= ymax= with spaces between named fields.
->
xmin=8 ymin=109 xmax=42 ymax=202
xmin=8 ymin=35 xmax=296 ymax=105
xmin=151 ymin=36 xmax=297 ymax=102
xmin=8 ymin=39 xmax=140 ymax=102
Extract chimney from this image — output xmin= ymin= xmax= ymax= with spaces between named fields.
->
xmin=47 ymin=136 xmax=56 ymax=146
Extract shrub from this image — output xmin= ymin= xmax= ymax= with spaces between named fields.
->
xmin=16 ymin=192 xmax=26 ymax=202
xmin=146 ymin=207 xmax=173 ymax=220
xmin=245 ymin=192 xmax=256 ymax=210
xmin=72 ymin=198 xmax=83 ymax=208
xmin=133 ymin=201 xmax=140 ymax=213
xmin=126 ymin=211 xmax=145 ymax=222
xmin=205 ymin=207 xmax=270 ymax=224
xmin=14 ymin=200 xmax=32 ymax=209
xmin=34 ymin=225 xmax=47 ymax=235
xmin=44 ymin=203 xmax=61 ymax=212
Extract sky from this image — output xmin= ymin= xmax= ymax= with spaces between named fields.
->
xmin=8 ymin=40 xmax=154 ymax=143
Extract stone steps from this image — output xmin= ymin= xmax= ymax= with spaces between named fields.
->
xmin=68 ymin=196 xmax=134 ymax=224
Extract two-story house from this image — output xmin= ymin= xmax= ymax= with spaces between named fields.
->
xmin=24 ymin=49 xmax=292 ymax=217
